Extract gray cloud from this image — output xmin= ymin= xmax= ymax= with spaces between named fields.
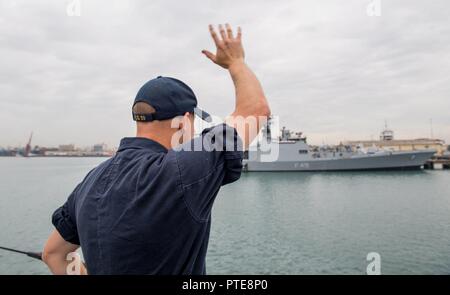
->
xmin=0 ymin=0 xmax=449 ymax=147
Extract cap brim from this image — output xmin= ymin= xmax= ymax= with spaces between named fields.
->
xmin=194 ymin=107 xmax=212 ymax=123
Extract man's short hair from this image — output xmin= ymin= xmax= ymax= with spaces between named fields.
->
xmin=133 ymin=101 xmax=194 ymax=123
xmin=132 ymin=102 xmax=156 ymax=115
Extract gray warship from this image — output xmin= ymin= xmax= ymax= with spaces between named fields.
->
xmin=243 ymin=122 xmax=435 ymax=172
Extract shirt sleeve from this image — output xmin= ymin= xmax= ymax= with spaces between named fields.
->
xmin=51 ymin=185 xmax=80 ymax=245
xmin=168 ymin=123 xmax=243 ymax=221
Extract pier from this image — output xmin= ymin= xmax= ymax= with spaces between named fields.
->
xmin=424 ymin=158 xmax=450 ymax=170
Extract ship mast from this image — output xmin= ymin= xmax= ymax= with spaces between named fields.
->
xmin=265 ymin=116 xmax=272 ymax=142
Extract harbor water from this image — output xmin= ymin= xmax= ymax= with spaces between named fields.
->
xmin=0 ymin=157 xmax=449 ymax=274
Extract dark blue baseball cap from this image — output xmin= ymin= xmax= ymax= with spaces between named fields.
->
xmin=132 ymin=76 xmax=211 ymax=122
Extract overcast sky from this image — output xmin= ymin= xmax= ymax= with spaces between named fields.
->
xmin=1 ymin=0 xmax=449 ymax=148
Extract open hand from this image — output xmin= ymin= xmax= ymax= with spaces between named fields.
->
xmin=202 ymin=24 xmax=245 ymax=69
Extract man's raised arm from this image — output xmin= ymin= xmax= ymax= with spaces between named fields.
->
xmin=202 ymin=24 xmax=271 ymax=149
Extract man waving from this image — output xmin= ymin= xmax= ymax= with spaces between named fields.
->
xmin=42 ymin=24 xmax=270 ymax=275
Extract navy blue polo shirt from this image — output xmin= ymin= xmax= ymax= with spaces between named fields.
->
xmin=52 ymin=123 xmax=243 ymax=275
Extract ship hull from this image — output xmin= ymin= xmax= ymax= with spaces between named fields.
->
xmin=244 ymin=150 xmax=435 ymax=172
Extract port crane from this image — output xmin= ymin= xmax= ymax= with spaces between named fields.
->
xmin=24 ymin=132 xmax=33 ymax=157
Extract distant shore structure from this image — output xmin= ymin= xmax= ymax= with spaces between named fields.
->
xmin=36 ymin=143 xmax=114 ymax=157
xmin=344 ymin=123 xmax=447 ymax=156
xmin=0 ymin=133 xmax=115 ymax=157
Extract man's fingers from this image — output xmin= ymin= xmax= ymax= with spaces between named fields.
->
xmin=218 ymin=24 xmax=228 ymax=42
xmin=225 ymin=23 xmax=234 ymax=39
xmin=237 ymin=26 xmax=242 ymax=40
xmin=201 ymin=50 xmax=216 ymax=62
xmin=209 ymin=24 xmax=221 ymax=46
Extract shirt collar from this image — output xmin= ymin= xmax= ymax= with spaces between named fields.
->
xmin=117 ymin=137 xmax=168 ymax=153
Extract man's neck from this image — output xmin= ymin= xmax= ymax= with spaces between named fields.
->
xmin=136 ymin=132 xmax=172 ymax=150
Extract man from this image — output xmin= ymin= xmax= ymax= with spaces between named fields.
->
xmin=42 ymin=24 xmax=270 ymax=275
